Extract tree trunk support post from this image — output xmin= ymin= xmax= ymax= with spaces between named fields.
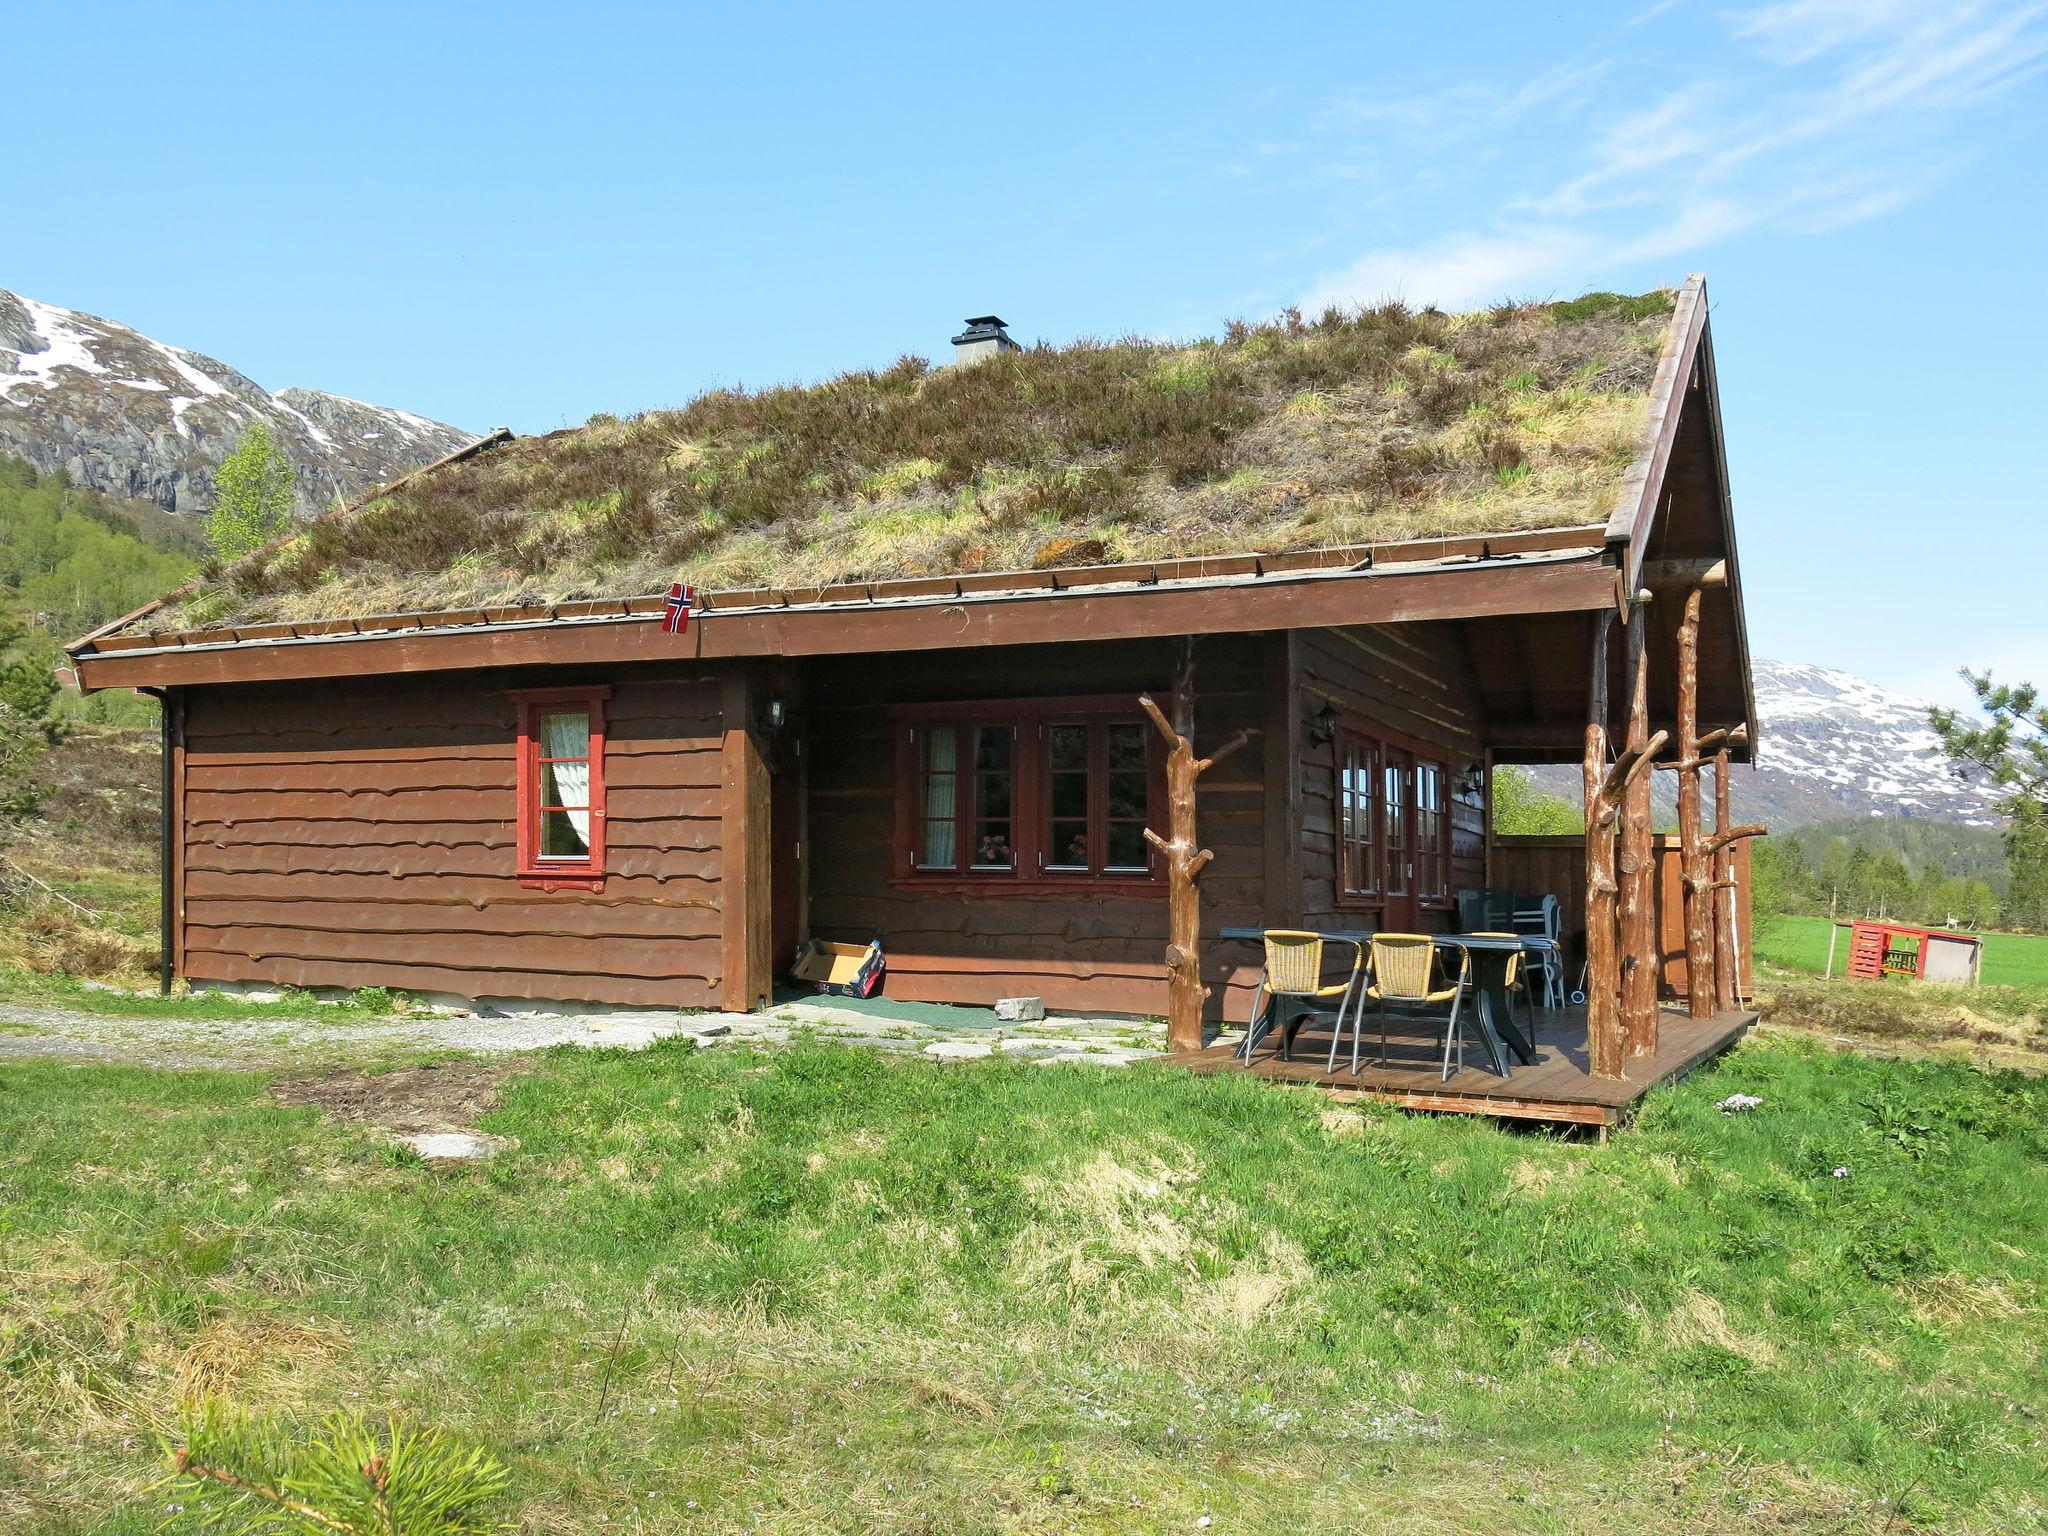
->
xmin=1708 ymin=745 xmax=1766 ymax=1011
xmin=1140 ymin=640 xmax=1254 ymax=1055
xmin=1586 ymin=609 xmax=1669 ymax=1082
xmin=1675 ymin=586 xmax=1715 ymax=1019
xmin=1618 ymin=589 xmax=1658 ymax=1058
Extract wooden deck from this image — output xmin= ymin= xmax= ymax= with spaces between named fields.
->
xmin=1181 ymin=1002 xmax=1758 ymax=1127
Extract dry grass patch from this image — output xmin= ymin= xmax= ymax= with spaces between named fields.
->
xmin=1661 ymin=1288 xmax=1780 ymax=1367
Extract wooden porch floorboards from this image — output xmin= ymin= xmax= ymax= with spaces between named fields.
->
xmin=1180 ymin=1003 xmax=1758 ymax=1127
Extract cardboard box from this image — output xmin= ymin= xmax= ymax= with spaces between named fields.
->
xmin=790 ymin=938 xmax=885 ymax=998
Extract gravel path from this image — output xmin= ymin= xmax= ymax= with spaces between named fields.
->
xmin=0 ymin=994 xmax=1172 ymax=1073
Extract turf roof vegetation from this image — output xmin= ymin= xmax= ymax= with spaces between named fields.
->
xmin=167 ymin=290 xmax=1676 ymax=632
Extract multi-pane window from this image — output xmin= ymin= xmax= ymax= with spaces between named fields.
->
xmin=901 ymin=701 xmax=1160 ymax=885
xmin=1383 ymin=757 xmax=1411 ymax=898
xmin=915 ymin=722 xmax=1017 ymax=871
xmin=1414 ymin=761 xmax=1447 ymax=903
xmin=1337 ymin=735 xmax=1379 ymax=899
xmin=1333 ymin=723 xmax=1450 ymax=910
xmin=512 ymin=687 xmax=608 ymax=889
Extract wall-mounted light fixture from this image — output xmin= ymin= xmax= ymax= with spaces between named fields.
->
xmin=1457 ymin=762 xmax=1486 ymax=797
xmin=758 ymin=695 xmax=788 ymax=733
xmin=1308 ymin=702 xmax=1339 ymax=747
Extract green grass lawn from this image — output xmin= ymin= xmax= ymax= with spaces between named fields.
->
xmin=4 ymin=1037 xmax=2046 ymax=1534
xmin=1756 ymin=913 xmax=2048 ymax=989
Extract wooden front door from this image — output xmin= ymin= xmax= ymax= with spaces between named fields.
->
xmin=769 ymin=724 xmax=805 ymax=976
xmin=1380 ymin=748 xmax=1420 ymax=933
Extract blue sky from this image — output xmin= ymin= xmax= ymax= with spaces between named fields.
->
xmin=6 ymin=0 xmax=2045 ymax=705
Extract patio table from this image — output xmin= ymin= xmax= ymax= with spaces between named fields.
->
xmin=1219 ymin=927 xmax=1555 ymax=1079
xmin=1430 ymin=933 xmax=1550 ymax=1076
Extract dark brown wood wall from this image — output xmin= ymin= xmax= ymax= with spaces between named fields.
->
xmin=803 ymin=634 xmax=1270 ymax=1017
xmin=1296 ymin=623 xmax=1489 ymax=935
xmin=178 ymin=670 xmax=728 ymax=1007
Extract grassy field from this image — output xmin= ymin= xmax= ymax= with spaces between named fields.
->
xmin=1755 ymin=914 xmax=2048 ymax=989
xmin=4 ymin=1033 xmax=2046 ymax=1534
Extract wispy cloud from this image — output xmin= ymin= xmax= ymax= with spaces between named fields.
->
xmin=1299 ymin=1 xmax=2048 ymax=311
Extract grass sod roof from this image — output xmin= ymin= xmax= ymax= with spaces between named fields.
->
xmin=163 ymin=289 xmax=1678 ymax=633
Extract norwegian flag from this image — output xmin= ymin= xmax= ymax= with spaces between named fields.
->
xmin=662 ymin=582 xmax=695 ymax=635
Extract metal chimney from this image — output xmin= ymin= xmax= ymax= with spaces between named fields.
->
xmin=951 ymin=315 xmax=1020 ymax=366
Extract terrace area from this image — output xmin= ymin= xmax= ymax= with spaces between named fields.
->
xmin=1187 ymin=1003 xmax=1760 ymax=1130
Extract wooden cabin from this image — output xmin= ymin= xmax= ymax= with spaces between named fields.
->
xmin=68 ymin=277 xmax=1760 ymax=1120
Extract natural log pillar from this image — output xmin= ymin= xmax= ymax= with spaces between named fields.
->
xmin=1712 ymin=748 xmax=1737 ymax=1011
xmin=1586 ymin=608 xmax=1670 ymax=1082
xmin=1141 ymin=642 xmax=1253 ymax=1054
xmin=1618 ymin=592 xmax=1658 ymax=1057
xmin=1706 ymin=745 xmax=1766 ymax=1011
xmin=1675 ymin=586 xmax=1714 ymax=1019
xmin=1585 ymin=612 xmax=1620 ymax=1079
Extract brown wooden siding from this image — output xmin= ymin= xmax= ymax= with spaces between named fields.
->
xmin=178 ymin=670 xmax=727 ymax=1007
xmin=1296 ymin=623 xmax=1489 ymax=935
xmin=1490 ymin=833 xmax=1752 ymax=997
xmin=804 ymin=635 xmax=1269 ymax=1017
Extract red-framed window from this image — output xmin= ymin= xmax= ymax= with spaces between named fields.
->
xmin=1333 ymin=721 xmax=1450 ymax=910
xmin=1414 ymin=760 xmax=1447 ymax=904
xmin=1337 ymin=732 xmax=1379 ymax=900
xmin=512 ymin=686 xmax=609 ymax=890
xmin=896 ymin=697 xmax=1163 ymax=890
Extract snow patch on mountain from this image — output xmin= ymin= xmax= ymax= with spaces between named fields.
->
xmin=0 ymin=288 xmax=475 ymax=519
xmin=1746 ymin=660 xmax=2002 ymax=826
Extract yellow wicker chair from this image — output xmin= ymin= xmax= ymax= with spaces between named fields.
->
xmin=1348 ymin=932 xmax=1468 ymax=1079
xmin=1243 ymin=930 xmax=1365 ymax=1063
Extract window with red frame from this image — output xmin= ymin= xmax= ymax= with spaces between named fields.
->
xmin=1414 ymin=759 xmax=1448 ymax=903
xmin=899 ymin=700 xmax=1161 ymax=886
xmin=513 ymin=688 xmax=608 ymax=888
xmin=1336 ymin=732 xmax=1379 ymax=900
xmin=1333 ymin=723 xmax=1450 ymax=909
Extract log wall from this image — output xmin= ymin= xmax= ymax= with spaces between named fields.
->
xmin=803 ymin=634 xmax=1270 ymax=1017
xmin=176 ymin=669 xmax=728 ymax=1007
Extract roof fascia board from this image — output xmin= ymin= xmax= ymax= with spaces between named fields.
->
xmin=1693 ymin=314 xmax=1760 ymax=744
xmin=73 ymin=549 xmax=1616 ymax=692
xmin=1605 ymin=273 xmax=1709 ymax=590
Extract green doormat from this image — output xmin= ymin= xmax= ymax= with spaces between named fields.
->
xmin=772 ymin=987 xmax=1010 ymax=1030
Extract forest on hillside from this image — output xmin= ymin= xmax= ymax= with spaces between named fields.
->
xmin=0 ymin=456 xmax=194 ymax=730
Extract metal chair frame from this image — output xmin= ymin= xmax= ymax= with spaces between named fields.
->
xmin=1337 ymin=933 xmax=1469 ymax=1080
xmin=1241 ymin=930 xmax=1366 ymax=1064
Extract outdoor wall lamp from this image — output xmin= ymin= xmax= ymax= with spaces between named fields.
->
xmin=758 ymin=695 xmax=788 ymax=733
xmin=1308 ymin=702 xmax=1339 ymax=747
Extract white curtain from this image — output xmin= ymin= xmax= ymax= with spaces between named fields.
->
xmin=543 ymin=712 xmax=592 ymax=849
xmin=922 ymin=728 xmax=957 ymax=867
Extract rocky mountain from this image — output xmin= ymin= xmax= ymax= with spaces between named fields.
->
xmin=1532 ymin=659 xmax=2002 ymax=828
xmin=1738 ymin=659 xmax=2002 ymax=827
xmin=0 ymin=288 xmax=476 ymax=520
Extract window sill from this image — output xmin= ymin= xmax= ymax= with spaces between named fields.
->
xmin=891 ymin=874 xmax=1165 ymax=898
xmin=518 ymin=870 xmax=606 ymax=893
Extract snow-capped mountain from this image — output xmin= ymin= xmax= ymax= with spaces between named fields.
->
xmin=1532 ymin=659 xmax=2000 ymax=827
xmin=0 ymin=288 xmax=475 ymax=519
xmin=1742 ymin=659 xmax=2001 ymax=827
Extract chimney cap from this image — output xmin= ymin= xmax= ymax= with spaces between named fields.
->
xmin=952 ymin=315 xmax=1017 ymax=345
